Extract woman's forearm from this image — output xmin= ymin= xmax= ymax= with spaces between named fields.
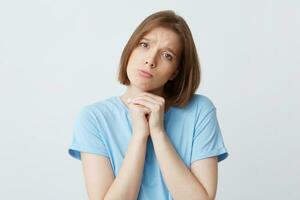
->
xmin=151 ymin=131 xmax=210 ymax=200
xmin=104 ymin=134 xmax=148 ymax=200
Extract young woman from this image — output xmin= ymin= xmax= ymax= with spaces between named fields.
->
xmin=69 ymin=10 xmax=229 ymax=200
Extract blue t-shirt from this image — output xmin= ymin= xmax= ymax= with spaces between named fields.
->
xmin=68 ymin=94 xmax=229 ymax=200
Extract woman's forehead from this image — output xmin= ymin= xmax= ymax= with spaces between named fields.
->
xmin=142 ymin=27 xmax=179 ymax=42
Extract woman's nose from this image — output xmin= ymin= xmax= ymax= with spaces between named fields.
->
xmin=144 ymin=51 xmax=157 ymax=68
xmin=144 ymin=61 xmax=155 ymax=68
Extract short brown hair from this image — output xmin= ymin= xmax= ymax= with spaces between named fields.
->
xmin=117 ymin=10 xmax=201 ymax=108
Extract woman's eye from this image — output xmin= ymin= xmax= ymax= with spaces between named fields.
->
xmin=163 ymin=52 xmax=173 ymax=61
xmin=139 ymin=42 xmax=148 ymax=48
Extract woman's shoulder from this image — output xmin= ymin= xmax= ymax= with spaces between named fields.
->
xmin=189 ymin=93 xmax=216 ymax=111
xmin=78 ymin=96 xmax=119 ymax=117
xmin=172 ymin=94 xmax=217 ymax=117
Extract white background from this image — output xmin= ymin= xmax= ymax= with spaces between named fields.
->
xmin=0 ymin=0 xmax=299 ymax=199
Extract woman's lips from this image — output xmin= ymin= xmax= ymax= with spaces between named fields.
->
xmin=137 ymin=69 xmax=153 ymax=78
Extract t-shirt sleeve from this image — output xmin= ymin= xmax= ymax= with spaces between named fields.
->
xmin=68 ymin=107 xmax=109 ymax=160
xmin=191 ymin=104 xmax=229 ymax=163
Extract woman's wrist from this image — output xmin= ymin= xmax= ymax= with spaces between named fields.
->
xmin=131 ymin=133 xmax=149 ymax=143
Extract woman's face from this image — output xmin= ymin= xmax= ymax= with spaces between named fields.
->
xmin=126 ymin=26 xmax=182 ymax=94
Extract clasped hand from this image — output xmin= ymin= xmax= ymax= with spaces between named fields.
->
xmin=127 ymin=92 xmax=166 ymax=135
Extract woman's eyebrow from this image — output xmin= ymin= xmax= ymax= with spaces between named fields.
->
xmin=141 ymin=37 xmax=152 ymax=42
xmin=141 ymin=37 xmax=177 ymax=56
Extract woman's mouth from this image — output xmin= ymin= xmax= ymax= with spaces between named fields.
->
xmin=137 ymin=69 xmax=153 ymax=78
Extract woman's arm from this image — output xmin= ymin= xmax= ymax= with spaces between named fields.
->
xmin=81 ymin=134 xmax=148 ymax=200
xmin=81 ymin=153 xmax=114 ymax=200
xmin=150 ymin=131 xmax=217 ymax=200
xmin=104 ymin=135 xmax=147 ymax=200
